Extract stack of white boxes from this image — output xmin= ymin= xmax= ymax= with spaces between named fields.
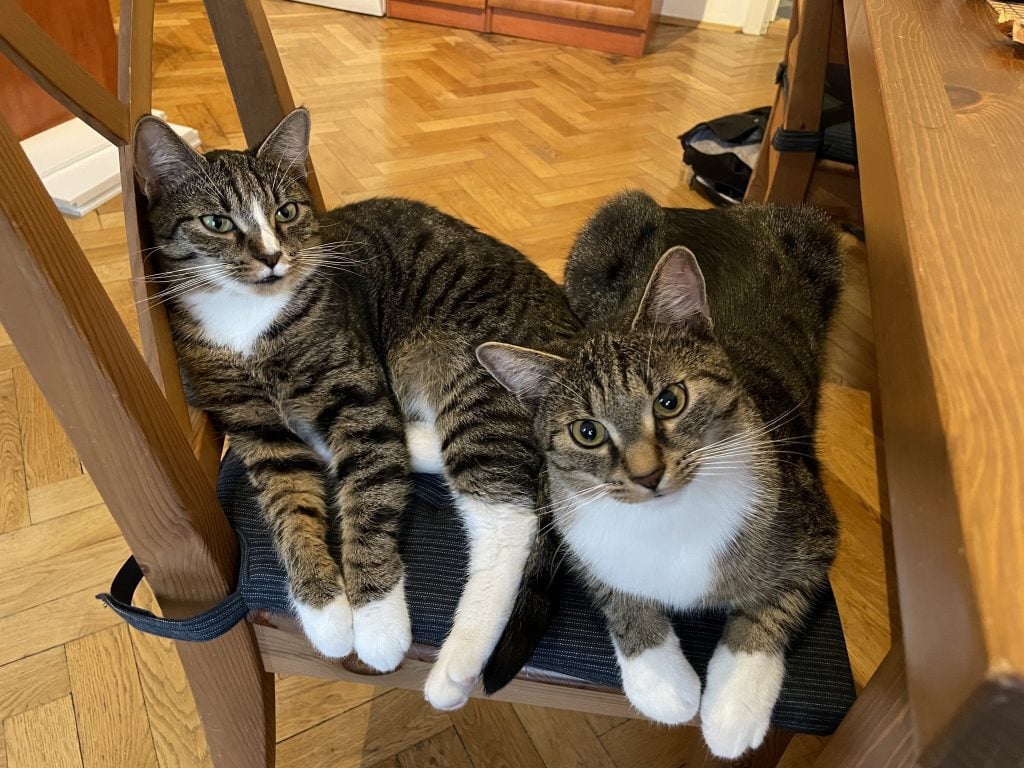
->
xmin=21 ymin=110 xmax=199 ymax=217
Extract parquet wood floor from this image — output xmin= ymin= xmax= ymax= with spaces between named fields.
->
xmin=0 ymin=3 xmax=887 ymax=766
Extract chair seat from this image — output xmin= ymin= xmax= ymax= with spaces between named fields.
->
xmin=218 ymin=452 xmax=856 ymax=735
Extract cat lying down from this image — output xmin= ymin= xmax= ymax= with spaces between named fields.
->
xmin=474 ymin=191 xmax=842 ymax=758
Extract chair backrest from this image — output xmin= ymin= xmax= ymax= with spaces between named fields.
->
xmin=0 ymin=0 xmax=319 ymax=617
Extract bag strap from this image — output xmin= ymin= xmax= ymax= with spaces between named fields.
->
xmin=771 ymin=128 xmax=824 ymax=153
xmin=97 ymin=557 xmax=249 ymax=642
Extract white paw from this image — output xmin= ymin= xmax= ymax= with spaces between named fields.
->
xmin=615 ymin=635 xmax=701 ymax=724
xmin=405 ymin=421 xmax=444 ymax=474
xmin=293 ymin=590 xmax=354 ymax=659
xmin=700 ymin=646 xmax=784 ymax=759
xmin=353 ymin=577 xmax=412 ymax=672
xmin=424 ymin=636 xmax=485 ymax=711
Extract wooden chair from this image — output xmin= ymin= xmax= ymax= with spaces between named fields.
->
xmin=744 ymin=0 xmax=861 ymax=228
xmin=0 ymin=2 xmax=920 ymax=766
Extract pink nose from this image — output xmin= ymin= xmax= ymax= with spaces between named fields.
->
xmin=254 ymin=251 xmax=281 ymax=268
xmin=631 ymin=466 xmax=664 ymax=490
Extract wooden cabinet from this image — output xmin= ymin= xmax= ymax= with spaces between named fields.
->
xmin=388 ymin=0 xmax=652 ymax=55
xmin=0 ymin=0 xmax=117 ymax=140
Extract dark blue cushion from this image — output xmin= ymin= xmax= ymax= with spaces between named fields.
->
xmin=217 ymin=452 xmax=856 ymax=735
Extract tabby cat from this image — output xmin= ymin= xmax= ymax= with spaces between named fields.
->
xmin=478 ymin=191 xmax=841 ymax=758
xmin=133 ymin=109 xmax=578 ymax=708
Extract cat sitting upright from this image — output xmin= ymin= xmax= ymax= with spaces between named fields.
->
xmin=478 ymin=191 xmax=842 ymax=758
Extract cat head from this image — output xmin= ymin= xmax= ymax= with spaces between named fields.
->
xmin=479 ymin=247 xmax=759 ymax=505
xmin=133 ymin=108 xmax=319 ymax=298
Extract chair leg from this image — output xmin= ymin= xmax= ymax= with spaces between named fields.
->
xmin=177 ymin=623 xmax=276 ymax=768
xmin=745 ymin=0 xmax=837 ymax=205
xmin=203 ymin=0 xmax=325 ymax=210
xmin=814 ymin=645 xmax=918 ymax=768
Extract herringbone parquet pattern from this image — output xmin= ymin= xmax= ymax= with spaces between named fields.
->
xmin=0 ymin=4 xmax=885 ymax=767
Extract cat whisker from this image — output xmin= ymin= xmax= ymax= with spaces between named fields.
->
xmin=698 ymin=443 xmax=813 ymax=462
xmin=699 ymin=402 xmax=810 ymax=457
xmin=308 ymin=256 xmax=369 ymax=268
xmin=532 ymin=485 xmax=612 ymax=524
xmin=131 ymin=264 xmax=222 ymax=283
xmin=138 ymin=273 xmax=219 ymax=307
xmin=693 ymin=421 xmax=813 ymax=460
xmin=549 ymin=487 xmax=613 ymax=536
xmin=132 ymin=245 xmax=168 ymax=261
xmin=533 ymin=484 xmax=611 ymax=518
xmin=300 ymin=240 xmax=369 ymax=253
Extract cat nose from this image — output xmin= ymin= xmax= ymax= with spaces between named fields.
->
xmin=254 ymin=251 xmax=281 ymax=268
xmin=631 ymin=465 xmax=665 ymax=490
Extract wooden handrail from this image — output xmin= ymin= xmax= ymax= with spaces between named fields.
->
xmin=0 ymin=0 xmax=130 ymax=144
xmin=0 ymin=113 xmax=236 ymax=612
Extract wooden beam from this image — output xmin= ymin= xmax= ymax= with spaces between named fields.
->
xmin=203 ymin=0 xmax=325 ymax=210
xmin=115 ymin=0 xmax=192 ymax=435
xmin=117 ymin=0 xmax=154 ymax=119
xmin=117 ymin=0 xmax=223 ymax=480
xmin=0 ymin=111 xmax=273 ymax=768
xmin=815 ymin=646 xmax=918 ymax=767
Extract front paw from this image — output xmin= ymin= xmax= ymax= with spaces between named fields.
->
xmin=293 ymin=586 xmax=354 ymax=659
xmin=617 ymin=636 xmax=701 ymax=724
xmin=424 ymin=635 xmax=486 ymax=711
xmin=353 ymin=577 xmax=412 ymax=672
xmin=700 ymin=645 xmax=784 ymax=759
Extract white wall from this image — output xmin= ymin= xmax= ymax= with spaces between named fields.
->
xmin=655 ymin=0 xmax=751 ymax=27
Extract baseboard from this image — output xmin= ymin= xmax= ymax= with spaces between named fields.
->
xmin=653 ymin=14 xmax=741 ymax=32
xmin=285 ymin=0 xmax=386 ymax=16
xmin=489 ymin=8 xmax=647 ymax=56
xmin=388 ymin=0 xmax=487 ymax=31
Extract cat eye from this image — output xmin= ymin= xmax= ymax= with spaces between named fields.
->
xmin=276 ymin=202 xmax=299 ymax=223
xmin=199 ymin=214 xmax=235 ymax=233
xmin=653 ymin=383 xmax=688 ymax=419
xmin=569 ymin=419 xmax=608 ymax=448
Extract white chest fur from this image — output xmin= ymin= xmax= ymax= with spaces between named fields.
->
xmin=559 ymin=460 xmax=759 ymax=612
xmin=180 ymin=288 xmax=293 ymax=356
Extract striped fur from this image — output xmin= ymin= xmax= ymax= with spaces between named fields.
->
xmin=479 ymin=191 xmax=842 ymax=757
xmin=134 ymin=111 xmax=579 ymax=687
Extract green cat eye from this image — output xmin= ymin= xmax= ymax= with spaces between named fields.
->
xmin=276 ymin=202 xmax=299 ymax=223
xmin=569 ymin=419 xmax=608 ymax=448
xmin=200 ymin=214 xmax=235 ymax=233
xmin=653 ymin=383 xmax=688 ymax=419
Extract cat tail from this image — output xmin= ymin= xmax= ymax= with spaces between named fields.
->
xmin=564 ymin=189 xmax=666 ymax=324
xmin=482 ymin=514 xmax=564 ymax=694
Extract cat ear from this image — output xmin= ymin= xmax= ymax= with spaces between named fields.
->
xmin=632 ymin=246 xmax=712 ymax=330
xmin=133 ymin=116 xmax=205 ymax=197
xmin=256 ymin=107 xmax=311 ymax=181
xmin=476 ymin=342 xmax=566 ymax=404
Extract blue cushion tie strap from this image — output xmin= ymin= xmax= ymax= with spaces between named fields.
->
xmin=97 ymin=556 xmax=249 ymax=642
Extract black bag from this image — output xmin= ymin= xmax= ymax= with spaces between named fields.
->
xmin=679 ymin=63 xmax=857 ymax=207
xmin=679 ymin=107 xmax=770 ymax=206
